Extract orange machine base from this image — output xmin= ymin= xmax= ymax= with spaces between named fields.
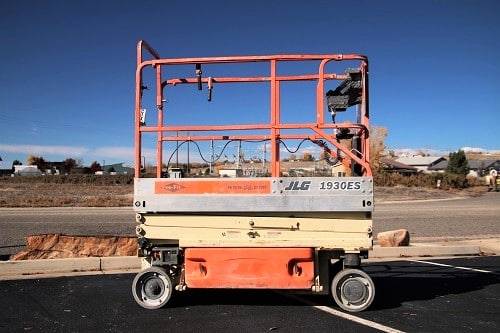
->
xmin=184 ymin=248 xmax=315 ymax=289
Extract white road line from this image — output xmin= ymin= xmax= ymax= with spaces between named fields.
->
xmin=312 ymin=305 xmax=405 ymax=333
xmin=278 ymin=292 xmax=405 ymax=333
xmin=408 ymin=259 xmax=494 ymax=274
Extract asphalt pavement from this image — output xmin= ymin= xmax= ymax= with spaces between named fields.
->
xmin=1 ymin=256 xmax=498 ymax=332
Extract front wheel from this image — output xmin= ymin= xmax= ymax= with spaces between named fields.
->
xmin=132 ymin=267 xmax=173 ymax=309
xmin=331 ymin=268 xmax=375 ymax=312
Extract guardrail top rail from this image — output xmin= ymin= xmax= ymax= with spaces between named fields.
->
xmin=134 ymin=40 xmax=371 ymax=179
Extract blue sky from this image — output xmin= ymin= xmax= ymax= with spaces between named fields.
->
xmin=1 ymin=0 xmax=499 ymax=167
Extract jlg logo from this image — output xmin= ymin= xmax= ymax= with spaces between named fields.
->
xmin=284 ymin=180 xmax=312 ymax=191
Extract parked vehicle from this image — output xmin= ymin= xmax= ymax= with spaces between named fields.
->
xmin=131 ymin=40 xmax=374 ymax=312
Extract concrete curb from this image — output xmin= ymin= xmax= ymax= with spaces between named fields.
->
xmin=100 ymin=256 xmax=141 ymax=271
xmin=0 ymin=256 xmax=140 ymax=280
xmin=0 ymin=242 xmax=490 ymax=280
xmin=370 ymin=243 xmax=482 ymax=259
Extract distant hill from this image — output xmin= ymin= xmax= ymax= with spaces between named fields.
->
xmin=465 ymin=152 xmax=500 ymax=161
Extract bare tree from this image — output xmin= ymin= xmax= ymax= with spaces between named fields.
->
xmin=301 ymin=152 xmax=314 ymax=161
xmin=27 ymin=155 xmax=47 ymax=170
xmin=90 ymin=161 xmax=102 ymax=173
xmin=370 ymin=125 xmax=387 ymax=171
xmin=63 ymin=158 xmax=77 ymax=172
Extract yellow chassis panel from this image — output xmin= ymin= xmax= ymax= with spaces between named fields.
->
xmin=136 ymin=214 xmax=372 ymax=251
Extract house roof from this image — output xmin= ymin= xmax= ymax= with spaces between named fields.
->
xmin=428 ymin=160 xmax=448 ymax=170
xmin=429 ymin=159 xmax=500 ymax=171
xmin=18 ymin=166 xmax=42 ymax=176
xmin=0 ymin=161 xmax=12 ymax=170
xmin=380 ymin=158 xmax=418 ymax=172
xmin=395 ymin=156 xmax=445 ymax=166
xmin=102 ymin=163 xmax=134 ymax=174
xmin=468 ymin=159 xmax=499 ymax=170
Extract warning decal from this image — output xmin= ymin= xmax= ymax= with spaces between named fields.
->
xmin=155 ymin=180 xmax=271 ymax=195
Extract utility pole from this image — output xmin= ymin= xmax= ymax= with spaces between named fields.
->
xmin=176 ymin=131 xmax=179 ymax=167
xmin=262 ymin=143 xmax=266 ymax=172
xmin=209 ymin=139 xmax=214 ymax=175
xmin=187 ymin=132 xmax=190 ymax=176
xmin=236 ymin=141 xmax=241 ymax=169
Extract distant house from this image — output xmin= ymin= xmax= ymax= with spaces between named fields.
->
xmin=102 ymin=163 xmax=134 ymax=175
xmin=427 ymin=159 xmax=447 ymax=173
xmin=0 ymin=161 xmax=13 ymax=176
xmin=468 ymin=160 xmax=500 ymax=177
xmin=14 ymin=165 xmax=42 ymax=176
xmin=44 ymin=161 xmax=66 ymax=175
xmin=166 ymin=167 xmax=184 ymax=178
xmin=330 ymin=163 xmax=350 ymax=177
xmin=380 ymin=158 xmax=418 ymax=175
xmin=395 ymin=156 xmax=446 ymax=174
xmin=218 ymin=168 xmax=244 ymax=178
xmin=429 ymin=159 xmax=500 ymax=177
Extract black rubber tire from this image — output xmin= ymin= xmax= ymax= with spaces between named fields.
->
xmin=331 ymin=268 xmax=375 ymax=312
xmin=132 ymin=267 xmax=173 ymax=309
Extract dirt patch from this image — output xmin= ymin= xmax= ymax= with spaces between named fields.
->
xmin=10 ymin=234 xmax=138 ymax=260
xmin=375 ymin=185 xmax=485 ymax=203
xmin=0 ymin=175 xmax=487 ymax=207
xmin=0 ymin=176 xmax=133 ymax=207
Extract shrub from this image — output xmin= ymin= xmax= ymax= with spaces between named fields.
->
xmin=0 ymin=174 xmax=134 ymax=185
xmin=374 ymin=171 xmax=469 ymax=189
xmin=432 ymin=172 xmax=469 ymax=189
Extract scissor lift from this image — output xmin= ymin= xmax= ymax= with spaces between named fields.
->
xmin=132 ymin=40 xmax=375 ymax=312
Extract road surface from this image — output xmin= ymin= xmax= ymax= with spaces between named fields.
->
xmin=1 ymin=256 xmax=498 ymax=332
xmin=1 ymin=192 xmax=499 ymax=258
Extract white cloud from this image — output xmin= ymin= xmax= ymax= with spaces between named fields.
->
xmin=390 ymin=148 xmax=450 ymax=157
xmin=5 ymin=143 xmax=494 ymax=167
xmin=92 ymin=147 xmax=135 ymax=159
xmin=0 ymin=144 xmax=89 ymax=156
xmin=280 ymin=144 xmax=323 ymax=156
xmin=460 ymin=147 xmax=500 ymax=154
xmin=0 ymin=144 xmax=135 ymax=165
xmin=390 ymin=147 xmax=500 ymax=157
xmin=91 ymin=146 xmax=208 ymax=165
xmin=92 ymin=146 xmax=169 ymax=165
xmin=0 ymin=142 xmax=208 ymax=166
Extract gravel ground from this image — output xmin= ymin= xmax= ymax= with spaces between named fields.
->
xmin=375 ymin=185 xmax=486 ymax=203
xmin=0 ymin=178 xmax=487 ymax=207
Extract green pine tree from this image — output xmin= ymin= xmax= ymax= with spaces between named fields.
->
xmin=446 ymin=150 xmax=469 ymax=175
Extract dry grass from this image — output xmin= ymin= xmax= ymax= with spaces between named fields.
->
xmin=375 ymin=185 xmax=486 ymax=203
xmin=0 ymin=175 xmax=133 ymax=207
xmin=0 ymin=175 xmax=485 ymax=207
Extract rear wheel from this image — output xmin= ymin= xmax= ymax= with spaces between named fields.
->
xmin=331 ymin=268 xmax=375 ymax=312
xmin=132 ymin=267 xmax=173 ymax=309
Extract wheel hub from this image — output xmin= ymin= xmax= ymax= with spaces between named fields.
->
xmin=341 ymin=278 xmax=367 ymax=304
xmin=144 ymin=277 xmax=164 ymax=300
